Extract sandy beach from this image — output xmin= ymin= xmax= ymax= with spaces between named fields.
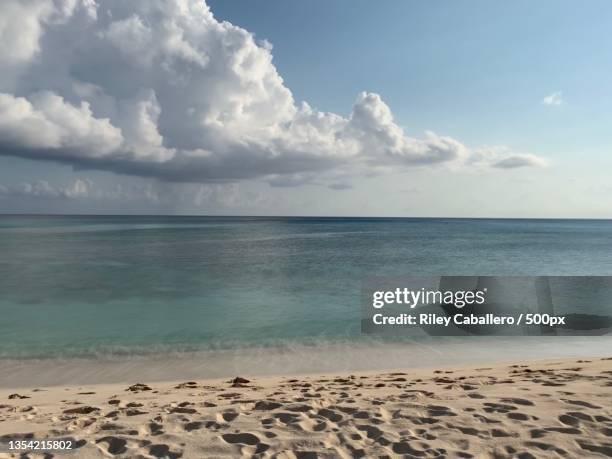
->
xmin=1 ymin=357 xmax=610 ymax=458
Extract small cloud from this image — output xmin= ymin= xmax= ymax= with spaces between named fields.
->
xmin=63 ymin=179 xmax=91 ymax=198
xmin=542 ymin=91 xmax=563 ymax=106
xmin=492 ymin=154 xmax=548 ymax=169
xmin=470 ymin=147 xmax=548 ymax=170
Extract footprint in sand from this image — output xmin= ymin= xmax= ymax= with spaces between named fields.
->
xmin=500 ymin=398 xmax=535 ymax=406
xmin=577 ymin=440 xmax=612 ymax=456
xmin=558 ymin=411 xmax=594 ymax=426
xmin=427 ymin=405 xmax=457 ymax=417
xmin=63 ymin=406 xmax=99 ymax=415
xmin=96 ymin=436 xmax=127 ymax=455
xmin=563 ymin=399 xmax=602 ymax=409
xmin=452 ymin=425 xmax=488 ymax=438
xmin=529 ymin=427 xmax=581 ymax=438
xmin=97 ymin=422 xmax=137 ymax=436
xmin=507 ymin=412 xmax=530 ymax=421
xmin=273 ymin=412 xmax=300 ymax=425
xmin=392 ymin=440 xmax=436 ymax=456
xmin=254 ymin=400 xmax=282 ymax=410
xmin=524 ymin=441 xmax=568 ymax=456
xmin=125 ymin=408 xmax=148 ymax=416
xmin=355 ymin=424 xmax=383 ymax=440
xmin=600 ymin=427 xmax=612 ymax=437
xmin=294 ymin=452 xmax=318 ymax=459
xmin=491 ymin=428 xmax=515 ymax=438
xmin=351 ymin=410 xmax=369 ymax=419
xmin=260 ymin=417 xmax=274 ymax=427
xmin=216 ymin=410 xmax=239 ymax=422
xmin=175 ymin=381 xmax=199 ymax=389
xmin=149 ymin=443 xmax=182 ymax=459
xmin=221 ymin=432 xmax=261 ymax=446
xmin=285 ymin=403 xmax=311 ymax=413
xmin=459 ymin=384 xmax=479 ymax=391
xmin=183 ymin=421 xmax=204 ymax=431
xmin=147 ymin=421 xmax=164 ymax=435
xmin=317 ymin=408 xmax=343 ymax=423
xmin=125 ymin=383 xmax=152 ymax=393
xmin=168 ymin=406 xmax=197 ymax=414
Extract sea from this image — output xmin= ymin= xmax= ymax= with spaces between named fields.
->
xmin=1 ymin=215 xmax=611 ymax=384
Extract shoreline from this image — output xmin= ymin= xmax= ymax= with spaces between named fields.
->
xmin=1 ymin=336 xmax=612 ymax=389
xmin=1 ymin=357 xmax=610 ymax=458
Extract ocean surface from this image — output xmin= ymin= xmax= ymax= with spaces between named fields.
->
xmin=1 ymin=216 xmax=612 ymax=365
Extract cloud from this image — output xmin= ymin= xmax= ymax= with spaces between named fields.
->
xmin=0 ymin=177 xmax=268 ymax=211
xmin=0 ymin=92 xmax=122 ymax=154
xmin=491 ymin=154 xmax=549 ymax=169
xmin=469 ymin=148 xmax=549 ymax=170
xmin=542 ymin=91 xmax=563 ymax=106
xmin=0 ymin=179 xmax=91 ymax=199
xmin=0 ymin=0 xmax=546 ymax=185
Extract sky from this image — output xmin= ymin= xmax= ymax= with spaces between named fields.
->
xmin=0 ymin=0 xmax=610 ymax=217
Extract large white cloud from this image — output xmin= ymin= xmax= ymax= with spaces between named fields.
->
xmin=0 ymin=0 xmax=546 ymax=184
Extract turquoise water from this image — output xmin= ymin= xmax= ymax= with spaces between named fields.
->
xmin=1 ymin=216 xmax=612 ymax=359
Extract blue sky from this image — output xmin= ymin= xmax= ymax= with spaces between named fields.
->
xmin=0 ymin=0 xmax=610 ymax=217
xmin=209 ymin=0 xmax=612 ymax=153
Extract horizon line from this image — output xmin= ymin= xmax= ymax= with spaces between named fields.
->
xmin=0 ymin=213 xmax=611 ymax=221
